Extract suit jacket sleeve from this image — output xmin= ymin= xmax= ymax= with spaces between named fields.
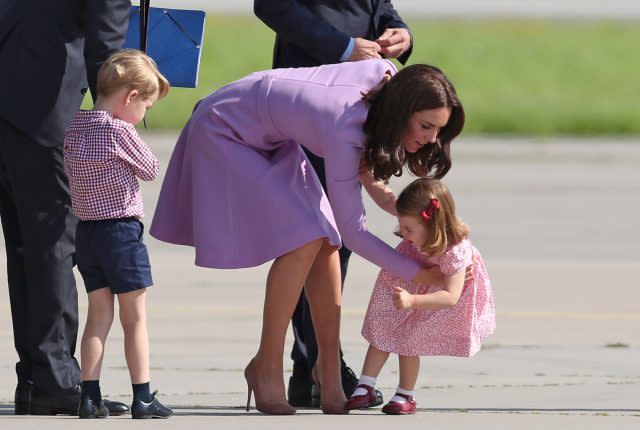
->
xmin=84 ymin=0 xmax=131 ymax=102
xmin=0 ymin=0 xmax=24 ymax=49
xmin=254 ymin=0 xmax=351 ymax=65
xmin=376 ymin=0 xmax=413 ymax=65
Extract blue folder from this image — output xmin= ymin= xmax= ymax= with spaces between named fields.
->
xmin=124 ymin=6 xmax=206 ymax=88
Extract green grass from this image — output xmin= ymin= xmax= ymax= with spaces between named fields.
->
xmin=409 ymin=20 xmax=640 ymax=135
xmin=604 ymin=342 xmax=630 ymax=348
xmin=86 ymin=17 xmax=640 ymax=135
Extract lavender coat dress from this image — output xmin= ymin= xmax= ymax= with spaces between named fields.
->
xmin=150 ymin=59 xmax=420 ymax=281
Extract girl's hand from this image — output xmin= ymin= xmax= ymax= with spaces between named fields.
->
xmin=392 ymin=287 xmax=414 ymax=310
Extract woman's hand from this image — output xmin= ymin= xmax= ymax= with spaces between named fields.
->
xmin=464 ymin=256 xmax=478 ymax=283
xmin=413 ymin=257 xmax=475 ymax=286
xmin=392 ymin=287 xmax=414 ymax=310
xmin=412 ymin=266 xmax=445 ymax=285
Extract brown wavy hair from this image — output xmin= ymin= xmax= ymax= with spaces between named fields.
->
xmin=396 ymin=178 xmax=469 ymax=257
xmin=362 ymin=64 xmax=464 ymax=182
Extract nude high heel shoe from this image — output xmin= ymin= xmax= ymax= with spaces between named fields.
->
xmin=244 ymin=359 xmax=297 ymax=415
xmin=312 ymin=367 xmax=349 ymax=415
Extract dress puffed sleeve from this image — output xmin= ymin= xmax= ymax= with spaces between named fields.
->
xmin=429 ymin=239 xmax=472 ymax=277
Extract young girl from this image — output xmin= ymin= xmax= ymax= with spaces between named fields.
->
xmin=63 ymin=50 xmax=172 ymax=419
xmin=345 ymin=178 xmax=495 ymax=415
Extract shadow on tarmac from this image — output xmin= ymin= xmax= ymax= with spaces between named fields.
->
xmin=2 ymin=402 xmax=638 ymax=417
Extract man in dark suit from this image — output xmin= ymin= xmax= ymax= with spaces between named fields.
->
xmin=254 ymin=0 xmax=413 ymax=408
xmin=0 ymin=0 xmax=131 ymax=415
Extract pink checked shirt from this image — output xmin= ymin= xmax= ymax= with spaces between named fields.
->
xmin=64 ymin=110 xmax=159 ymax=220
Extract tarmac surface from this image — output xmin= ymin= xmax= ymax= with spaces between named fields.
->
xmin=1 ymin=136 xmax=639 ymax=429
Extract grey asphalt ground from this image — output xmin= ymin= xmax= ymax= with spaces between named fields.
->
xmin=0 ymin=135 xmax=638 ymax=429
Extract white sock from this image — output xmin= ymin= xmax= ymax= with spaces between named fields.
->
xmin=390 ymin=386 xmax=415 ymax=403
xmin=351 ymin=375 xmax=376 ymax=397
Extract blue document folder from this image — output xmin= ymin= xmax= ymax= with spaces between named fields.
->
xmin=124 ymin=6 xmax=206 ymax=88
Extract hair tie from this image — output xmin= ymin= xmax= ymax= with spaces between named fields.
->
xmin=420 ymin=198 xmax=440 ymax=222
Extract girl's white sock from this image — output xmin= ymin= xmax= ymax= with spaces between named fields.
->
xmin=351 ymin=375 xmax=377 ymax=397
xmin=390 ymin=386 xmax=415 ymax=403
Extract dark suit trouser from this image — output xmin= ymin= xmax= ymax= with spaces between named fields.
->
xmin=0 ymin=119 xmax=80 ymax=393
xmin=290 ymin=148 xmax=351 ymax=376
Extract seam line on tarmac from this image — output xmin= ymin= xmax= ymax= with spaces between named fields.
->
xmin=2 ymin=304 xmax=638 ymax=319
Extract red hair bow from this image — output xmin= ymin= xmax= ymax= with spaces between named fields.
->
xmin=420 ymin=198 xmax=440 ymax=222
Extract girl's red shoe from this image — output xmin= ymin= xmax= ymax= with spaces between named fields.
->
xmin=381 ymin=393 xmax=416 ymax=415
xmin=344 ymin=384 xmax=378 ymax=410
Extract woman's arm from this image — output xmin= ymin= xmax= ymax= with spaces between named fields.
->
xmin=358 ymin=167 xmax=397 ymax=216
xmin=394 ymin=269 xmax=466 ymax=311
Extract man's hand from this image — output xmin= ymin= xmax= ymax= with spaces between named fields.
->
xmin=392 ymin=287 xmax=414 ymax=310
xmin=375 ymin=28 xmax=411 ymax=59
xmin=348 ymin=37 xmax=382 ymax=61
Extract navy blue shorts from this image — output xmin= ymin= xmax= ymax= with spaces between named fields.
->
xmin=76 ymin=217 xmax=153 ymax=294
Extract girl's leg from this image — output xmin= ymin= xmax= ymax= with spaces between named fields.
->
xmin=117 ymin=289 xmax=149 ymax=384
xmin=361 ymin=344 xmax=391 ymax=379
xmin=80 ymin=288 xmax=115 ymax=381
xmin=398 ymin=355 xmax=420 ymax=391
xmin=349 ymin=344 xmax=389 ymax=398
xmin=345 ymin=344 xmax=390 ymax=410
xmin=382 ymin=355 xmax=420 ymax=414
xmin=303 ymin=239 xmax=344 ymax=413
xmin=247 ymin=238 xmax=324 ymax=414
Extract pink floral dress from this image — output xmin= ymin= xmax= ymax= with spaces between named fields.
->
xmin=361 ymin=239 xmax=495 ymax=357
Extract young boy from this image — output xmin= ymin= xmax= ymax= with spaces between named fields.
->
xmin=64 ymin=49 xmax=172 ymax=419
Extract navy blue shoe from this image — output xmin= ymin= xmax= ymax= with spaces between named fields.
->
xmin=131 ymin=391 xmax=173 ymax=419
xmin=78 ymin=397 xmax=109 ymax=419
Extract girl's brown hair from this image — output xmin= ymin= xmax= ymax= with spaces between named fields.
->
xmin=396 ymin=178 xmax=469 ymax=257
xmin=97 ymin=49 xmax=169 ymax=99
xmin=362 ymin=64 xmax=465 ymax=182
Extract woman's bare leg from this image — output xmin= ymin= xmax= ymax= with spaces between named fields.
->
xmin=247 ymin=238 xmax=324 ymax=414
xmin=303 ymin=239 xmax=346 ymax=413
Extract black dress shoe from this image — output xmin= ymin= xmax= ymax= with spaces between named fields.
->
xmin=31 ymin=385 xmax=129 ymax=416
xmin=131 ymin=391 xmax=173 ymax=419
xmin=369 ymin=389 xmax=384 ymax=407
xmin=78 ymin=397 xmax=109 ymax=419
xmin=31 ymin=386 xmax=82 ymax=415
xmin=341 ymin=366 xmax=359 ymax=397
xmin=14 ymin=380 xmax=33 ymax=415
xmin=287 ymin=374 xmax=313 ymax=407
xmin=104 ymin=399 xmax=129 ymax=415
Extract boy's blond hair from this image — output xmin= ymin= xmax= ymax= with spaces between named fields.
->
xmin=97 ymin=49 xmax=169 ymax=99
